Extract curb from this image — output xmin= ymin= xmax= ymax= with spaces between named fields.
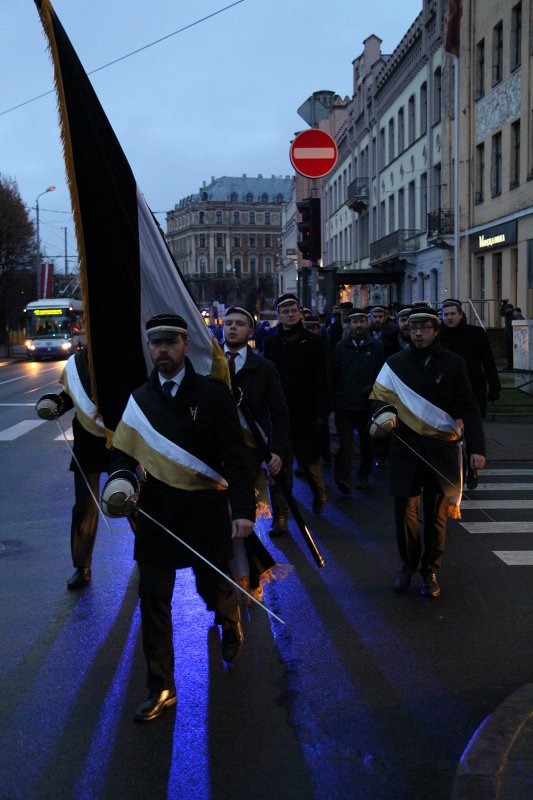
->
xmin=452 ymin=683 xmax=533 ymax=800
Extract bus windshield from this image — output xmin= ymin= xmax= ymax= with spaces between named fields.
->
xmin=27 ymin=310 xmax=80 ymax=339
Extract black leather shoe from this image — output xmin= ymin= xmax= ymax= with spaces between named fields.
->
xmin=221 ymin=621 xmax=244 ymax=663
xmin=67 ymin=568 xmax=91 ymax=590
xmin=134 ymin=689 xmax=177 ymax=722
xmin=312 ymin=494 xmax=327 ymax=515
xmin=269 ymin=516 xmax=289 ymax=536
xmin=420 ymin=573 xmax=441 ymax=598
xmin=466 ymin=470 xmax=478 ymax=490
xmin=393 ymin=565 xmax=412 ymax=593
xmin=336 ymin=481 xmax=350 ymax=495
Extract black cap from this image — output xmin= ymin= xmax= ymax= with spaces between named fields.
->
xmin=396 ymin=305 xmax=412 ymax=319
xmin=347 ymin=308 xmax=368 ymax=320
xmin=339 ymin=301 xmax=354 ymax=310
xmin=225 ymin=306 xmax=255 ymax=327
xmin=146 ymin=314 xmax=188 ymax=341
xmin=276 ymin=293 xmax=299 ymax=309
xmin=440 ymin=298 xmax=462 ymax=309
xmin=408 ymin=307 xmax=440 ymax=324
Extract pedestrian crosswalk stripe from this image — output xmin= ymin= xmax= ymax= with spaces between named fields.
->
xmin=482 ymin=469 xmax=533 ymax=476
xmin=468 ymin=483 xmax=533 ymax=491
xmin=461 ymin=500 xmax=533 ymax=509
xmin=493 ymin=551 xmax=533 ymax=565
xmin=462 ymin=522 xmax=533 ymax=534
xmin=54 ymin=427 xmax=73 ymax=441
xmin=0 ymin=420 xmax=45 ymax=440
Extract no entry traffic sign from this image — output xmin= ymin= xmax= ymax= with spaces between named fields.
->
xmin=290 ymin=129 xmax=338 ymax=179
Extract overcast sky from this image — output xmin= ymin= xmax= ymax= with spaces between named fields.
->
xmin=2 ymin=0 xmax=421 ymax=277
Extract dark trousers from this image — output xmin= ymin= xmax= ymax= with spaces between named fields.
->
xmin=71 ymin=468 xmax=100 ymax=569
xmin=394 ymin=466 xmax=449 ymax=575
xmin=138 ymin=560 xmax=239 ymax=693
xmin=269 ymin=443 xmax=326 ymax=519
xmin=333 ymin=409 xmax=373 ymax=489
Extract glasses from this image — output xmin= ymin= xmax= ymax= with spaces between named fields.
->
xmin=408 ymin=324 xmax=434 ymax=333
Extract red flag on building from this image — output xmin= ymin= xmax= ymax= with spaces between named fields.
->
xmin=444 ymin=0 xmax=462 ymax=56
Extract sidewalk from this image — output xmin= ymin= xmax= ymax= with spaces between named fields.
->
xmin=452 ymin=418 xmax=533 ymax=799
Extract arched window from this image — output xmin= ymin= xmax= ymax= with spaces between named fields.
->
xmin=199 ymin=211 xmax=205 ymax=224
xmin=276 ymin=193 xmax=283 ymax=203
xmin=233 ymin=211 xmax=240 ymax=224
xmin=217 ymin=258 xmax=224 ymax=277
xmin=265 ymin=258 xmax=272 ymax=274
xmin=230 ymin=192 xmax=238 ymax=202
xmin=261 ymin=193 xmax=269 ymax=203
xmin=216 ymin=210 xmax=222 ymax=224
xmin=201 ymin=191 xmax=208 ymax=201
xmin=264 ymin=211 xmax=271 ymax=225
xmin=246 ymin=192 xmax=253 ymax=202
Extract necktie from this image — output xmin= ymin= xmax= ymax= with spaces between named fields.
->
xmin=162 ymin=380 xmax=174 ymax=398
xmin=227 ymin=352 xmax=237 ymax=375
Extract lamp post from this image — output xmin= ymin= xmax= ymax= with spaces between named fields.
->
xmin=35 ymin=186 xmax=55 ymax=299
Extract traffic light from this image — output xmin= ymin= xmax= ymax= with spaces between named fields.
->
xmin=296 ymin=198 xmax=321 ymax=262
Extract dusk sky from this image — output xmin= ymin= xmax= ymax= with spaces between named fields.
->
xmin=2 ymin=0 xmax=422 ymax=276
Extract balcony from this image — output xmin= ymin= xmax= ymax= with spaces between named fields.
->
xmin=369 ymin=229 xmax=420 ymax=266
xmin=346 ymin=178 xmax=370 ymax=212
xmin=427 ymin=208 xmax=454 ymax=249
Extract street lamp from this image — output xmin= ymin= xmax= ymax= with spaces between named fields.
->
xmin=35 ymin=186 xmax=56 ymax=299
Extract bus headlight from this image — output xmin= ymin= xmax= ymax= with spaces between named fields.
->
xmin=25 ymin=341 xmax=35 ymax=350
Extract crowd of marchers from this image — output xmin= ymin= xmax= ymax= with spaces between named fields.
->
xmin=34 ymin=292 xmax=505 ymax=722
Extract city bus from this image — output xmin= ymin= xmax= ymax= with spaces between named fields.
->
xmin=24 ymin=298 xmax=85 ymax=360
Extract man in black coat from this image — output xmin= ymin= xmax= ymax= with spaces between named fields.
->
xmin=371 ymin=307 xmax=486 ymax=599
xmin=222 ymin=306 xmax=290 ymax=598
xmin=369 ymin=304 xmax=399 ymax=357
xmin=329 ymin=309 xmax=385 ymax=492
xmin=439 ymin=298 xmax=500 ymax=489
xmin=36 ymin=348 xmax=111 ymax=590
xmin=264 ymin=293 xmax=329 ymax=531
xmin=101 ymin=314 xmax=256 ymax=722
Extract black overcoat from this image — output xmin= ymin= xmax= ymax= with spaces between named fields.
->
xmin=232 ymin=347 xmax=289 ymax=472
xmin=112 ymin=360 xmax=256 ymax=568
xmin=263 ymin=322 xmax=329 ymax=463
xmin=382 ymin=344 xmax=486 ymax=497
xmin=439 ymin=319 xmax=501 ymax=416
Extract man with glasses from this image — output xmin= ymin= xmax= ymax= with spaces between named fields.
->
xmin=370 ymin=307 xmax=486 ymax=598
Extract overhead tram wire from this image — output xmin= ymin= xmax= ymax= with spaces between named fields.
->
xmin=0 ymin=0 xmax=245 ymax=117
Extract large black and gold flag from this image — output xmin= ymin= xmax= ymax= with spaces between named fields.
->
xmin=34 ymin=0 xmax=226 ymax=431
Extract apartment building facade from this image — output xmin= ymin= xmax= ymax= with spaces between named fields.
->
xmin=318 ymin=0 xmax=447 ymax=310
xmin=166 ymin=175 xmax=292 ymax=313
xmin=454 ymin=0 xmax=532 ymax=324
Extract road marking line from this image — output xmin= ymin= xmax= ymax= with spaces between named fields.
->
xmin=0 ymin=403 xmax=35 ymax=406
xmin=54 ymin=427 xmax=73 ymax=441
xmin=482 ymin=469 xmax=533 ymax=476
xmin=0 ymin=365 xmax=59 ymax=386
xmin=462 ymin=522 xmax=533 ymax=534
xmin=461 ymin=500 xmax=533 ymax=509
xmin=0 ymin=420 xmax=46 ymax=440
xmin=470 ymin=483 xmax=533 ymax=491
xmin=493 ymin=551 xmax=533 ymax=565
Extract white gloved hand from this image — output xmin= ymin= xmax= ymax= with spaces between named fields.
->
xmin=101 ymin=471 xmax=139 ymax=517
xmin=369 ymin=405 xmax=398 ymax=439
xmin=36 ymin=394 xmax=63 ymax=420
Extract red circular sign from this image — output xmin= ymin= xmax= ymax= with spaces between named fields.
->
xmin=290 ymin=129 xmax=338 ymax=179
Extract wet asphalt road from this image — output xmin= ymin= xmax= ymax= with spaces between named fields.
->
xmin=1 ymin=358 xmax=533 ymax=800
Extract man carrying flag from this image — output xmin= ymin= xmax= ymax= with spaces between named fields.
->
xmin=369 ymin=306 xmax=485 ymax=599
